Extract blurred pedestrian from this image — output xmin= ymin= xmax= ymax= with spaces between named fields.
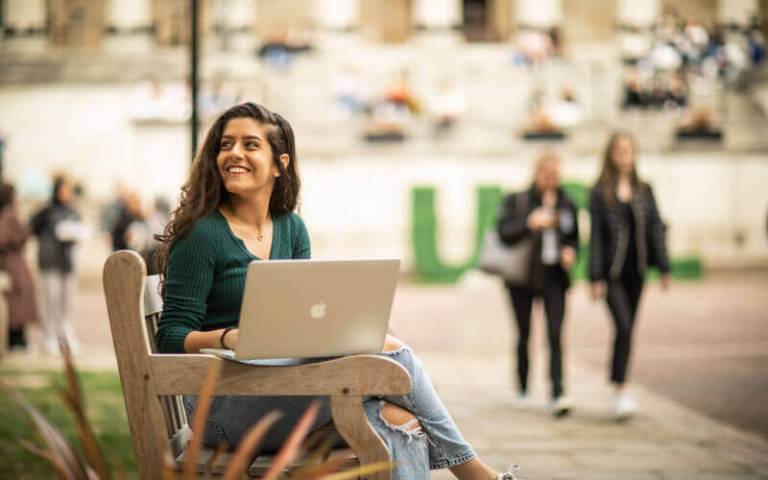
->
xmin=0 ymin=182 xmax=38 ymax=350
xmin=144 ymin=196 xmax=171 ymax=275
xmin=99 ymin=181 xmax=127 ymax=248
xmin=589 ymin=131 xmax=671 ymax=420
xmin=30 ymin=175 xmax=86 ymax=354
xmin=497 ymin=151 xmax=579 ymax=416
xmin=111 ymin=191 xmax=147 ymax=252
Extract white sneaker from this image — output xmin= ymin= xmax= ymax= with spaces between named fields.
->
xmin=42 ymin=338 xmax=60 ymax=356
xmin=497 ymin=463 xmax=522 ymax=479
xmin=549 ymin=396 xmax=573 ymax=418
xmin=511 ymin=393 xmax=532 ymax=408
xmin=613 ymin=392 xmax=637 ymax=420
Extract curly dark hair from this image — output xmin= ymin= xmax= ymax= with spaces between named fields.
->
xmin=154 ymin=102 xmax=301 ymax=279
xmin=597 ymin=130 xmax=644 ymax=204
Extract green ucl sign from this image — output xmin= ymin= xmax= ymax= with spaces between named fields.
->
xmin=409 ymin=183 xmax=701 ymax=283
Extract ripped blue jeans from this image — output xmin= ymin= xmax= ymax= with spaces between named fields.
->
xmin=183 ymin=347 xmax=476 ymax=479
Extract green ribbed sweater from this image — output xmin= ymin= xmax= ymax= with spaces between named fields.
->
xmin=156 ymin=209 xmax=311 ymax=353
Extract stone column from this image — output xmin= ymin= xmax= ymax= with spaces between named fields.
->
xmin=152 ymin=0 xmax=210 ymax=47
xmin=254 ymin=0 xmax=312 ymax=39
xmin=107 ymin=0 xmax=152 ymax=31
xmin=314 ymin=0 xmax=358 ymax=30
xmin=617 ymin=0 xmax=660 ymax=28
xmin=413 ymin=0 xmax=461 ymax=29
xmin=221 ymin=0 xmax=255 ymax=30
xmin=490 ymin=0 xmax=516 ymax=40
xmin=359 ymin=0 xmax=412 ymax=43
xmin=661 ymin=0 xmax=717 ymax=25
xmin=562 ymin=0 xmax=617 ymax=42
xmin=49 ymin=0 xmax=107 ymax=49
xmin=761 ymin=0 xmax=768 ymax=33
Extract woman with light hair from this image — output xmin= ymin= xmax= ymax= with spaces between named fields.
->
xmin=497 ymin=151 xmax=579 ymax=416
xmin=589 ymin=131 xmax=670 ymax=419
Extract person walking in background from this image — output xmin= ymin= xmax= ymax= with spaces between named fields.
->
xmin=0 ymin=182 xmax=38 ymax=350
xmin=30 ymin=175 xmax=86 ymax=354
xmin=589 ymin=131 xmax=670 ymax=420
xmin=497 ymin=151 xmax=579 ymax=417
xmin=111 ymin=190 xmax=147 ymax=252
xmin=98 ymin=180 xmax=127 ymax=248
xmin=144 ymin=196 xmax=171 ymax=275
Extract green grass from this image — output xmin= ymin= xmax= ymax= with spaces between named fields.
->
xmin=0 ymin=369 xmax=137 ymax=479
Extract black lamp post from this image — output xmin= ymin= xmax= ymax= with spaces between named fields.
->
xmin=190 ymin=0 xmax=199 ymax=164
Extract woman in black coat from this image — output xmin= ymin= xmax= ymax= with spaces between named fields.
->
xmin=497 ymin=152 xmax=579 ymax=416
xmin=30 ymin=176 xmax=84 ymax=354
xmin=589 ymin=131 xmax=670 ymax=419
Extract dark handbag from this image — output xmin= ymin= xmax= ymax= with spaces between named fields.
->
xmin=477 ymin=193 xmax=532 ymax=285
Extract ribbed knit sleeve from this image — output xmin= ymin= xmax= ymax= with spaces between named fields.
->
xmin=156 ymin=221 xmax=217 ymax=353
xmin=290 ymin=213 xmax=311 ymax=259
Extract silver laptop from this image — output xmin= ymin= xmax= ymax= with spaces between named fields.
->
xmin=225 ymin=259 xmax=400 ymax=360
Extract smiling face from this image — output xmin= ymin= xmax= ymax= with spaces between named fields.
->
xmin=216 ymin=117 xmax=282 ymax=200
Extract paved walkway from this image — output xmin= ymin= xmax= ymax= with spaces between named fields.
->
xmin=3 ymin=272 xmax=768 ymax=479
xmin=422 ymin=352 xmax=768 ymax=479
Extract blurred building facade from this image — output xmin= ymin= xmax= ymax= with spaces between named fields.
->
xmin=2 ymin=1 xmax=767 ymax=46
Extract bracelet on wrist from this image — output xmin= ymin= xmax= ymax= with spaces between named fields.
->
xmin=220 ymin=327 xmax=235 ymax=350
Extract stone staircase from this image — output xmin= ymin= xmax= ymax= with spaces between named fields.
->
xmin=2 ymin=31 xmax=767 ymax=153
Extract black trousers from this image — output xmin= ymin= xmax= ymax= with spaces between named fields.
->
xmin=606 ymin=269 xmax=644 ymax=384
xmin=8 ymin=327 xmax=27 ymax=348
xmin=506 ymin=267 xmax=567 ymax=399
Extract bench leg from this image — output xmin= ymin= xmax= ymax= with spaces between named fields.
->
xmin=331 ymin=395 xmax=392 ymax=480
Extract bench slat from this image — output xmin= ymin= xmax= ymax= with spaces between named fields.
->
xmin=175 ymin=446 xmax=216 ymax=473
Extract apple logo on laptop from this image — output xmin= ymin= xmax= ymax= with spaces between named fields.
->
xmin=310 ymin=301 xmax=327 ymax=319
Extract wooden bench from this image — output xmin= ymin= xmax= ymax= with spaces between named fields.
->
xmin=103 ymin=250 xmax=411 ymax=479
xmin=0 ymin=271 xmax=10 ymax=358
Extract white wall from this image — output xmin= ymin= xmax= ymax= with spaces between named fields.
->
xmin=300 ymin=153 xmax=768 ymax=269
xmin=0 ymin=85 xmax=188 ymax=203
xmin=2 ymin=84 xmax=767 ymax=276
xmin=3 ymin=0 xmax=46 ymax=30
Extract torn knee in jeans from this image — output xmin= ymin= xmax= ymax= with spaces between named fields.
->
xmin=382 ymin=334 xmax=408 ymax=353
xmin=379 ymin=402 xmax=424 ymax=440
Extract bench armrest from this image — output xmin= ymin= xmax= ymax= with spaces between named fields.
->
xmin=150 ymin=354 xmax=411 ymax=396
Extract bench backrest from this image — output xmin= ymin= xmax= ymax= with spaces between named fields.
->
xmin=104 ymin=250 xmax=191 ymax=479
xmin=143 ymin=273 xmax=191 ymax=454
